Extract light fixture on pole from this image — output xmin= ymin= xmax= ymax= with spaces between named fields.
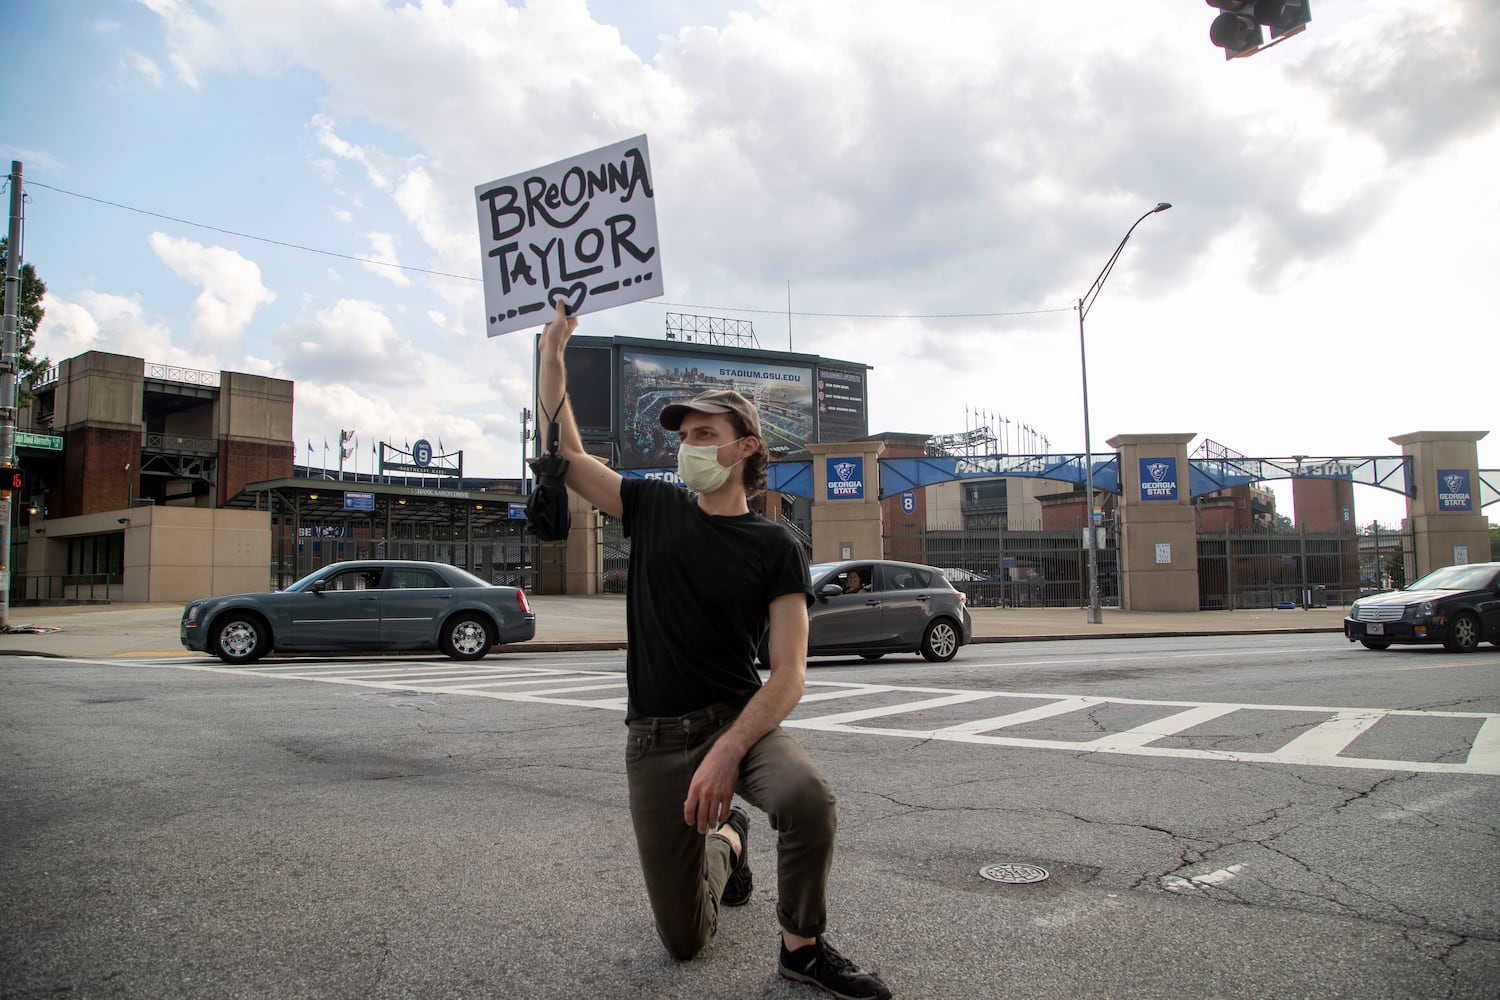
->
xmin=1077 ymin=202 xmax=1171 ymax=624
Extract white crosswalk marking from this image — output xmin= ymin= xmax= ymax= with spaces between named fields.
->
xmin=150 ymin=659 xmax=1500 ymax=776
xmin=1083 ymin=704 xmax=1242 ymax=751
xmin=933 ymin=697 xmax=1103 ymax=737
xmin=1275 ymin=711 xmax=1386 ymax=760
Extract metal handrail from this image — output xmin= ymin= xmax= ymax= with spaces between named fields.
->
xmin=143 ymin=432 xmax=217 ymax=454
xmin=145 ymin=362 xmax=220 ymax=387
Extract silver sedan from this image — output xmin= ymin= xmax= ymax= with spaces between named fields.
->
xmin=758 ymin=559 xmax=975 ymax=664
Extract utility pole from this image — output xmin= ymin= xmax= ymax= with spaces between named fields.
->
xmin=519 ymin=407 xmax=532 ymax=494
xmin=1 ymin=161 xmax=24 ymax=630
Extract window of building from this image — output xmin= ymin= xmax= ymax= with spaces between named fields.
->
xmin=66 ymin=533 xmax=124 ymax=584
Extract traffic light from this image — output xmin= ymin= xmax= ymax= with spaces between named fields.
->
xmin=1208 ymin=1 xmax=1263 ymax=59
xmin=1208 ymin=0 xmax=1310 ymax=60
xmin=3 ymin=467 xmax=23 ymax=495
xmin=1259 ymin=0 xmax=1312 ymax=39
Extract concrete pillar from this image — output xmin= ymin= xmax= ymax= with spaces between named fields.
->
xmin=535 ymin=488 xmax=602 ymax=595
xmin=1390 ymin=431 xmax=1490 ymax=578
xmin=1107 ymin=432 xmax=1199 ymax=612
xmin=53 ymin=352 xmax=145 ymax=517
xmin=804 ymin=440 xmax=887 ymax=563
xmin=216 ymin=370 xmax=295 ymax=504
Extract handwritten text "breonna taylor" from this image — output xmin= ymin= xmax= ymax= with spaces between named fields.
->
xmin=478 ymin=147 xmax=656 ymax=299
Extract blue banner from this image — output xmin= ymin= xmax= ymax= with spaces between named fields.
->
xmin=1139 ymin=457 xmax=1179 ymax=501
xmin=1436 ymin=469 xmax=1474 ymax=512
xmin=825 ymin=456 xmax=865 ymax=500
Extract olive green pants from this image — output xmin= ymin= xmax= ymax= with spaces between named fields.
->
xmin=625 ymin=701 xmax=837 ymax=959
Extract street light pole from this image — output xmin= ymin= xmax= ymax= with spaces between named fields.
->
xmin=1077 ymin=202 xmax=1171 ymax=624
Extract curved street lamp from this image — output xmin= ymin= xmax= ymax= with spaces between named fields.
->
xmin=1077 ymin=202 xmax=1171 ymax=624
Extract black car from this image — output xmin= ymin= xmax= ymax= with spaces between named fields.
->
xmin=182 ymin=560 xmax=536 ymax=664
xmin=1343 ymin=562 xmax=1500 ymax=653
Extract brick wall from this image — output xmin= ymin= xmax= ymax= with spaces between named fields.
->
xmin=1292 ymin=478 xmax=1357 ymax=534
xmin=218 ymin=439 xmax=295 ymax=505
xmin=60 ymin=426 xmax=140 ymax=517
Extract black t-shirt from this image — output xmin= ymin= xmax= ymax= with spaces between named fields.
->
xmin=620 ymin=478 xmax=812 ymax=721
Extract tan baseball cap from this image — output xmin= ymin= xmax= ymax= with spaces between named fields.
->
xmin=658 ymin=388 xmax=763 ymax=439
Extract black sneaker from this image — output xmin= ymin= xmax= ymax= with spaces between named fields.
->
xmin=719 ymin=805 xmax=753 ymax=906
xmin=779 ymin=937 xmax=891 ymax=1000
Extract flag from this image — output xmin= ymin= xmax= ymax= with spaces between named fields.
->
xmin=306 ymin=439 xmax=313 ymax=456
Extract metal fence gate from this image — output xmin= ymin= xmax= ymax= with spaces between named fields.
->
xmin=1195 ymin=525 xmax=1414 ymax=610
xmin=279 ymin=517 xmax=537 ymax=590
xmin=589 ymin=514 xmax=1419 ymax=611
xmin=599 ymin=514 xmax=630 ymax=593
xmin=882 ymin=524 xmax=1119 ymax=609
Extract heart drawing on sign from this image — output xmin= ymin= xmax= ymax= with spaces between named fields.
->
xmin=549 ymin=283 xmax=587 ymax=315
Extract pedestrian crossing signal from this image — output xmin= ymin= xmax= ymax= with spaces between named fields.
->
xmin=4 ymin=468 xmax=23 ymax=495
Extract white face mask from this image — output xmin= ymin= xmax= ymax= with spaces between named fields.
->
xmin=676 ymin=437 xmax=745 ymax=494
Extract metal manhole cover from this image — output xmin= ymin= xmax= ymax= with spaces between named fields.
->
xmin=979 ymin=863 xmax=1050 ymax=885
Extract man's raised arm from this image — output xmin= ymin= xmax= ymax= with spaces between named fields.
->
xmin=536 ymin=300 xmax=624 ymax=518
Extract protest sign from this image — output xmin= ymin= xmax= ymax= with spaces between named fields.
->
xmin=474 ymin=134 xmax=663 ymax=336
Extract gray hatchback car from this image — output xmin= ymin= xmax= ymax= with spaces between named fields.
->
xmin=181 ymin=560 xmax=536 ymax=664
xmin=768 ymin=559 xmax=974 ymax=663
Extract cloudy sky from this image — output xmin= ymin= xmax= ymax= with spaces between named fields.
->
xmin=7 ymin=0 xmax=1497 ymax=527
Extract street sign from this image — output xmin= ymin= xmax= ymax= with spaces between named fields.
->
xmin=15 ymin=431 xmax=63 ymax=451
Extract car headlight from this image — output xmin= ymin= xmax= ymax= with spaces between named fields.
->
xmin=184 ymin=603 xmax=201 ymax=624
xmin=1408 ymin=601 xmax=1435 ymax=619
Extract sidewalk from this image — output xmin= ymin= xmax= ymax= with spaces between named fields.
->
xmin=0 ymin=596 xmax=1349 ymax=660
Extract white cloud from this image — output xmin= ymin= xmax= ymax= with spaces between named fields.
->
xmin=271 ymin=298 xmax=425 ymax=385
xmin=309 ymin=114 xmax=396 ymax=191
xmin=127 ymin=51 xmax=163 ymax=87
xmin=149 ymin=233 xmax=276 ymax=344
xmin=357 ymin=232 xmax=411 ymax=287
xmin=36 ymin=291 xmax=179 ymax=364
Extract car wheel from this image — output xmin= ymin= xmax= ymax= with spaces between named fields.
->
xmin=212 ymin=614 xmax=268 ymax=664
xmin=1359 ymin=639 xmax=1391 ymax=651
xmin=920 ymin=618 xmax=961 ymax=663
xmin=442 ymin=613 xmax=492 ymax=661
xmin=1443 ymin=612 xmax=1480 ymax=653
xmin=860 ymin=653 xmax=885 ymax=661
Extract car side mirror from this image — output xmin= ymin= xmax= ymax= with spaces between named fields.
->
xmin=819 ymin=583 xmax=844 ymax=600
xmin=310 ymin=580 xmax=328 ymax=593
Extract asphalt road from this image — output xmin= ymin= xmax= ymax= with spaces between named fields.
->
xmin=3 ymin=635 xmax=1497 ymax=999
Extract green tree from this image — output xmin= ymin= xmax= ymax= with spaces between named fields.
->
xmin=0 ymin=236 xmax=50 ymax=406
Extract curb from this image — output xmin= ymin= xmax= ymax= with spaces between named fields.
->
xmin=971 ymin=627 xmax=1344 ymax=643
